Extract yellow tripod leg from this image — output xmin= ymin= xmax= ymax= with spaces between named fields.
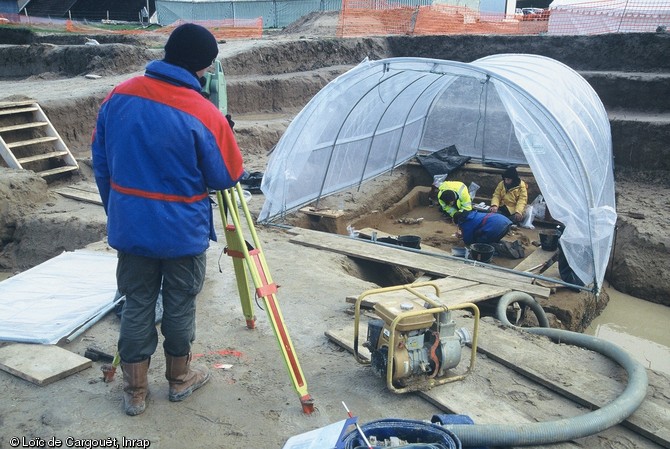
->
xmin=217 ymin=185 xmax=314 ymax=414
xmin=217 ymin=191 xmax=256 ymax=329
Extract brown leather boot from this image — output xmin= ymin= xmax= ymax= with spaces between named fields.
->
xmin=165 ymin=352 xmax=210 ymax=402
xmin=121 ymin=359 xmax=150 ymax=416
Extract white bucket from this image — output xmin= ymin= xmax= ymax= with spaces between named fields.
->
xmin=236 ymin=190 xmax=252 ymax=207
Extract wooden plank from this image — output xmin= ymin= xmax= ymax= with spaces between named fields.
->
xmin=462 ymin=162 xmax=533 ymax=176
xmin=475 ymin=321 xmax=670 ymax=448
xmin=0 ymin=105 xmax=38 ymax=116
xmin=442 ymin=283 xmax=511 ymax=305
xmin=59 ymin=182 xmax=101 ymax=194
xmin=0 ymin=99 xmax=36 ymax=109
xmin=346 ymin=279 xmax=509 ymax=310
xmin=292 ymin=228 xmax=531 ymax=286
xmin=0 ymin=343 xmax=92 ymax=385
xmin=513 ymin=247 xmax=557 ymax=273
xmin=299 ymin=206 xmax=344 ymax=218
xmin=6 ymin=136 xmax=58 ymax=148
xmin=18 ymin=150 xmax=69 ymax=164
xmin=290 ymin=230 xmax=551 ymax=298
xmin=37 ymin=166 xmax=78 ymax=178
xmin=346 ymin=277 xmax=478 ymax=307
xmin=0 ymin=121 xmax=47 ymax=133
xmin=53 ymin=186 xmax=103 ymax=205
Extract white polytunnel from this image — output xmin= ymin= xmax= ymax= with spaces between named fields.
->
xmin=258 ymin=54 xmax=616 ymax=292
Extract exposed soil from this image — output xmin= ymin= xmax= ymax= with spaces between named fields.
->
xmin=0 ymin=14 xmax=668 ymax=448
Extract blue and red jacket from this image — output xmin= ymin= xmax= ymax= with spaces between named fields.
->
xmin=459 ymin=211 xmax=512 ymax=246
xmin=92 ymin=60 xmax=244 ymax=259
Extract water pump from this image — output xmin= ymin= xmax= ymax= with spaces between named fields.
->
xmin=353 ymin=282 xmax=479 ymax=393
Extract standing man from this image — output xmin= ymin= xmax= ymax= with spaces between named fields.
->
xmin=92 ymin=23 xmax=244 ymax=416
xmin=490 ymin=166 xmax=528 ymax=224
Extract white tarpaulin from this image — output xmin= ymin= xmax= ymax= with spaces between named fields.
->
xmin=0 ymin=250 xmax=118 ymax=344
xmin=258 ymin=55 xmax=616 ymax=292
xmin=548 ymin=0 xmax=670 ymax=35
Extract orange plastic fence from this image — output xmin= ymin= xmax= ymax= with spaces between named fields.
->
xmin=338 ymin=0 xmax=670 ymax=36
xmin=155 ymin=19 xmax=263 ymax=40
xmin=337 ymin=1 xmax=548 ymax=36
xmin=0 ymin=15 xmax=263 ymax=40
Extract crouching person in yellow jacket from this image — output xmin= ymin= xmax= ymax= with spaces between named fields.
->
xmin=437 ymin=180 xmax=473 ymax=219
xmin=490 ymin=166 xmax=528 ymax=225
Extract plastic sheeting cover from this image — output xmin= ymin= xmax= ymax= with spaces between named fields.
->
xmin=0 ymin=251 xmax=118 ymax=344
xmin=258 ymin=55 xmax=616 ymax=291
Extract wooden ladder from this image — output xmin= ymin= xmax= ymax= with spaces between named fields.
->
xmin=0 ymin=100 xmax=78 ymax=179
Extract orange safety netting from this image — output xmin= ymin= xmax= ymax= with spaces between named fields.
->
xmin=154 ymin=19 xmax=263 ymax=40
xmin=337 ymin=1 xmax=549 ymax=37
xmin=338 ymin=0 xmax=669 ymax=36
xmin=0 ymin=16 xmax=263 ymax=40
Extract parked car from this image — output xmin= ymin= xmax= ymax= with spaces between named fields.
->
xmin=521 ymin=7 xmax=550 ymax=20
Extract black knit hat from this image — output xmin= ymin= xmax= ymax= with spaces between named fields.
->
xmin=164 ymin=23 xmax=218 ymax=73
xmin=502 ymin=166 xmax=519 ymax=180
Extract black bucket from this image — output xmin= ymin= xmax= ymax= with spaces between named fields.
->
xmin=397 ymin=235 xmax=421 ymax=249
xmin=468 ymin=243 xmax=495 ymax=263
xmin=377 ymin=236 xmax=400 ymax=246
xmin=539 ymin=229 xmax=561 ymax=251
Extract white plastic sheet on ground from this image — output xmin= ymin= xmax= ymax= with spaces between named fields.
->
xmin=259 ymin=55 xmax=616 ymax=292
xmin=0 ymin=250 xmax=118 ymax=344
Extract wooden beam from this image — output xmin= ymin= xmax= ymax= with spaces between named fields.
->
xmin=462 ymin=162 xmax=533 ymax=177
xmin=346 ymin=278 xmax=510 ymax=309
xmin=290 ymin=229 xmax=551 ymax=298
xmin=52 ymin=186 xmax=103 ymax=206
xmin=346 ymin=277 xmax=477 ymax=308
xmin=513 ymin=247 xmax=557 ymax=273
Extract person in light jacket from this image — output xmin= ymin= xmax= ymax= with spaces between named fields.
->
xmin=490 ymin=166 xmax=528 ymax=224
xmin=437 ymin=180 xmax=473 ymax=219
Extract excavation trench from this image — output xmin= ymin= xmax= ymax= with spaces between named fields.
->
xmin=0 ymin=29 xmax=668 ymax=311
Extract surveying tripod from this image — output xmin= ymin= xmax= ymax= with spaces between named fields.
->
xmin=203 ymin=58 xmax=313 ymax=413
xmin=215 ymin=185 xmax=315 ymax=414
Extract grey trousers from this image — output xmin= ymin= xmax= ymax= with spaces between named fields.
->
xmin=116 ymin=251 xmax=206 ymax=363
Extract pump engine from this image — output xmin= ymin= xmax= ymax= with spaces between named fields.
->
xmin=362 ymin=296 xmax=474 ymax=390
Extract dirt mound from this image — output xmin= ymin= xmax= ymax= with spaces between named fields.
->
xmin=0 ymin=169 xmax=107 ymax=270
xmin=0 ymin=43 xmax=159 ymax=79
xmin=281 ymin=10 xmax=339 ymax=36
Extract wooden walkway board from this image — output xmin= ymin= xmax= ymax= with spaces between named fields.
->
xmin=290 ymin=229 xmax=550 ymax=298
xmin=52 ymin=182 xmax=102 ymax=206
xmin=513 ymin=247 xmax=557 ymax=273
xmin=346 ymin=277 xmax=478 ymax=308
xmin=0 ymin=343 xmax=92 ymax=385
xmin=462 ymin=162 xmax=533 ymax=176
xmin=346 ymin=277 xmax=510 ymax=309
